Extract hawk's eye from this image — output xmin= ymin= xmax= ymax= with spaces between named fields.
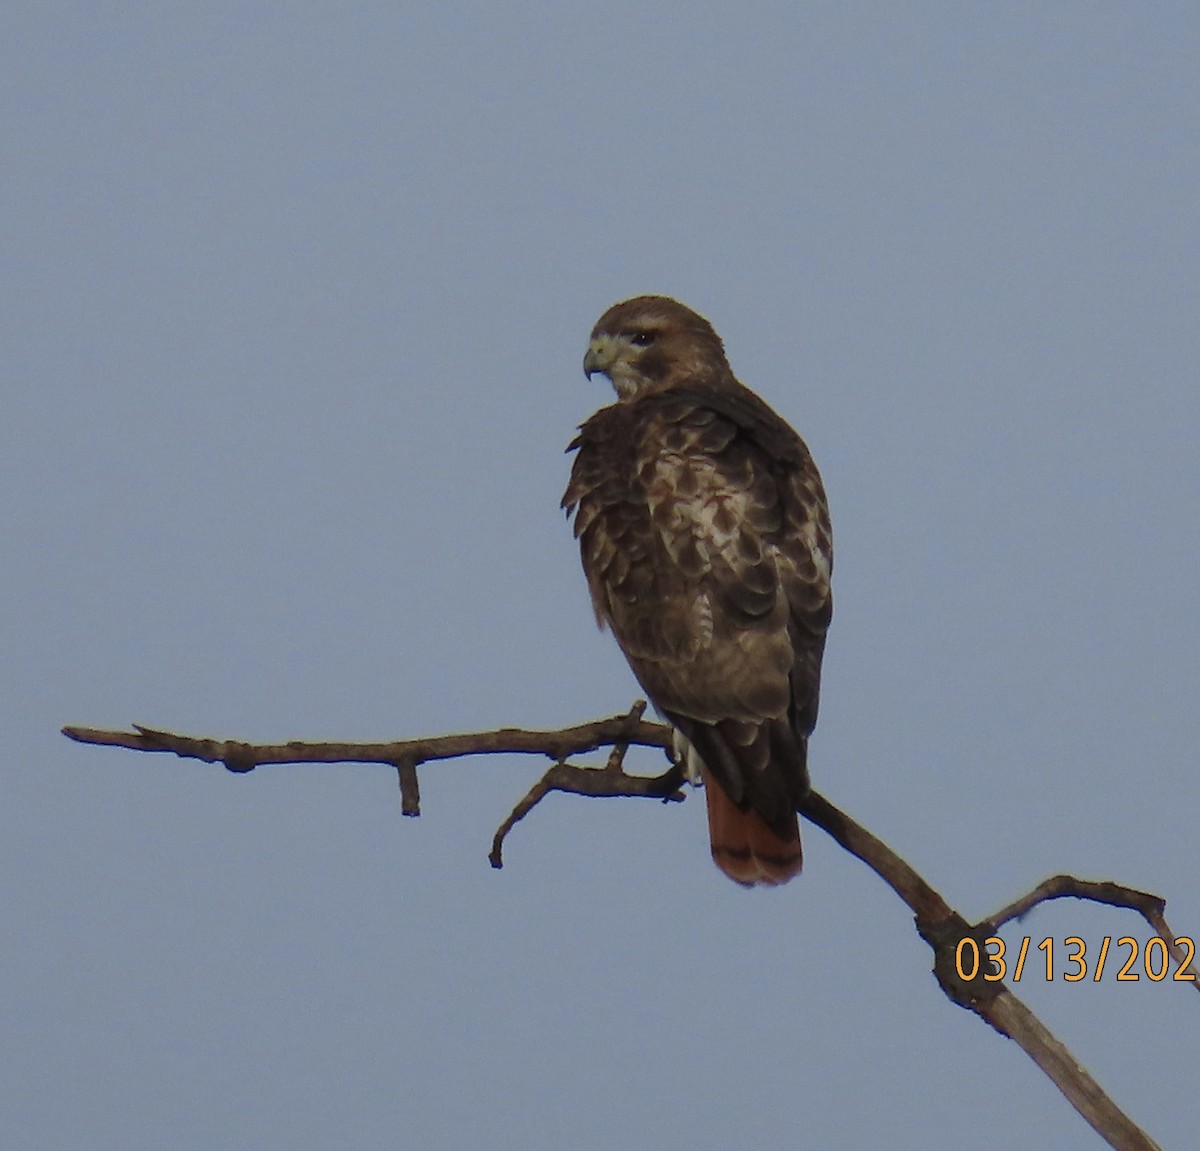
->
xmin=629 ymin=331 xmax=657 ymax=347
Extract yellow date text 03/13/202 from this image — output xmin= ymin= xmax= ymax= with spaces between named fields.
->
xmin=955 ymin=936 xmax=1197 ymax=983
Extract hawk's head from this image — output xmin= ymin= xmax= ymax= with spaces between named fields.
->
xmin=583 ymin=296 xmax=731 ymax=400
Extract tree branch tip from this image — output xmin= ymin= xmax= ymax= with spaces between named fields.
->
xmin=61 ymin=724 xmax=144 ymax=748
xmin=395 ymin=759 xmax=421 ymax=816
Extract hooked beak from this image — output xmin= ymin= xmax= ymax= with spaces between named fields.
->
xmin=583 ymin=337 xmax=616 ymax=380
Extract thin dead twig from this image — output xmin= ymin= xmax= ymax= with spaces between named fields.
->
xmin=988 ymin=873 xmax=1199 ymax=991
xmin=488 ymin=755 xmax=685 ymax=870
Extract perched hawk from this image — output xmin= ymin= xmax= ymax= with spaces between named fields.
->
xmin=563 ymin=296 xmax=832 ymax=886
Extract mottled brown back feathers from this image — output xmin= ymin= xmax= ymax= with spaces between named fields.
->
xmin=565 ymin=296 xmax=832 ymax=886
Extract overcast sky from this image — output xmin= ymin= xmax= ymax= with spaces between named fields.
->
xmin=5 ymin=4 xmax=1199 ymax=1149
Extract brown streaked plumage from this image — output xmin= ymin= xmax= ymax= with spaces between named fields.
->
xmin=563 ymin=296 xmax=832 ymax=886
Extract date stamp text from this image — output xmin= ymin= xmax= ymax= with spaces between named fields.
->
xmin=956 ymin=936 xmax=1196 ymax=983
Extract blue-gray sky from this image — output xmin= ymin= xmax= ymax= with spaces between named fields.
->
xmin=5 ymin=5 xmax=1198 ymax=1148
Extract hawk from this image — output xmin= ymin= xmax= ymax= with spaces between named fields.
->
xmin=563 ymin=296 xmax=832 ymax=886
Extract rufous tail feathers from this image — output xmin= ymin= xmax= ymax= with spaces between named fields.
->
xmin=703 ymin=771 xmax=802 ymax=887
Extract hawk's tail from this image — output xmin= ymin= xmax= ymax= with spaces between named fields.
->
xmin=702 ymin=771 xmax=803 ymax=887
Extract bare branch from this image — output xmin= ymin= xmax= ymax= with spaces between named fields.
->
xmin=487 ymin=757 xmax=686 ymax=869
xmin=797 ymin=789 xmax=952 ymax=924
xmin=988 ymin=873 xmax=1199 ymax=992
xmin=990 ymin=874 xmax=1165 ymax=928
xmin=396 ymin=756 xmax=421 ymax=817
xmin=62 ymin=707 xmax=1181 ymax=1150
xmin=61 ymin=711 xmax=672 ymax=772
xmin=793 ymin=796 xmax=1170 ymax=1149
xmin=981 ymin=992 xmax=1164 ymax=1150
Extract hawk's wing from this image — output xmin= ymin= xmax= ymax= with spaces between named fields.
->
xmin=564 ymin=385 xmax=832 ymax=849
